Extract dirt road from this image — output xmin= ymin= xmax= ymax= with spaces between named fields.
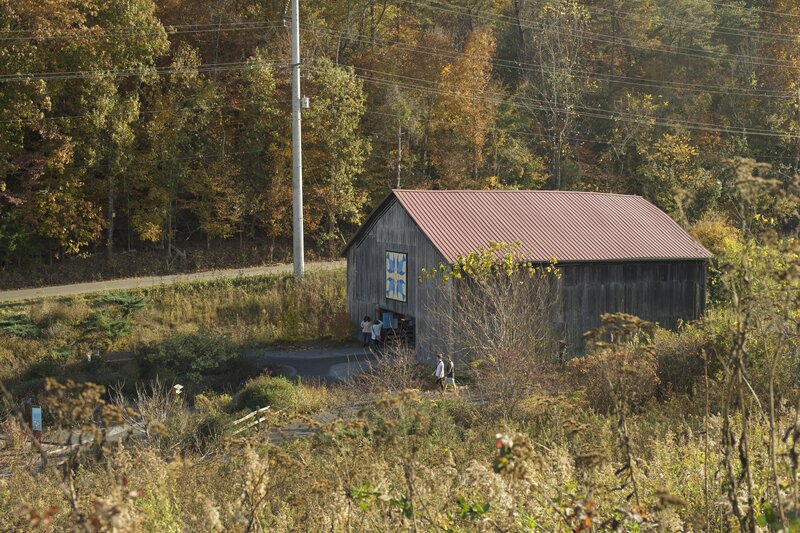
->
xmin=0 ymin=261 xmax=346 ymax=303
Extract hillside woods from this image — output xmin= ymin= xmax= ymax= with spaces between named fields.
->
xmin=3 ymin=0 xmax=800 ymax=269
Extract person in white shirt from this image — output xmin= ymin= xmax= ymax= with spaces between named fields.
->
xmin=433 ymin=354 xmax=445 ymax=393
xmin=360 ymin=315 xmax=372 ymax=346
xmin=370 ymin=317 xmax=383 ymax=348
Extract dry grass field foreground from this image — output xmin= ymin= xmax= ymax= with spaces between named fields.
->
xmin=0 ymin=343 xmax=797 ymax=532
xmin=0 ymin=249 xmax=799 ymax=530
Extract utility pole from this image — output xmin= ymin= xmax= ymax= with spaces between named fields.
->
xmin=291 ymin=0 xmax=305 ymax=277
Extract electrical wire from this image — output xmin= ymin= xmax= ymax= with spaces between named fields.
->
xmin=301 ymin=22 xmax=795 ymax=99
xmin=402 ymin=0 xmax=800 ymax=69
xmin=0 ymin=22 xmax=285 ymax=42
xmin=303 ymin=63 xmax=800 ymax=139
xmin=0 ymin=60 xmax=285 ymax=83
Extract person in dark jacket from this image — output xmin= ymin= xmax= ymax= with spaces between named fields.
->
xmin=443 ymin=355 xmax=457 ymax=393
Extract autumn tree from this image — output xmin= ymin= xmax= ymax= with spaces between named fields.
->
xmin=235 ymin=50 xmax=289 ymax=257
xmin=638 ymin=133 xmax=719 ymax=222
xmin=430 ymin=28 xmax=497 ymax=188
xmin=132 ymin=44 xmax=220 ymax=257
xmin=423 ymin=242 xmax=560 ymax=417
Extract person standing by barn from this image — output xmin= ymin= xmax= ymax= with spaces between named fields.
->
xmin=370 ymin=316 xmax=383 ymax=349
xmin=433 ymin=354 xmax=445 ymax=393
xmin=360 ymin=315 xmax=372 ymax=346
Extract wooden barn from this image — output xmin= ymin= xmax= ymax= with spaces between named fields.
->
xmin=342 ymin=190 xmax=712 ymax=360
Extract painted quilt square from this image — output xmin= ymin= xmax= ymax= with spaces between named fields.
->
xmin=386 ymin=251 xmax=407 ymax=302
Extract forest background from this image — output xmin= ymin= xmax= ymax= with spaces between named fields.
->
xmin=4 ymin=0 xmax=800 ymax=275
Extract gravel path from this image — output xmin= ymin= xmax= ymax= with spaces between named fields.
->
xmin=0 ymin=260 xmax=345 ymax=303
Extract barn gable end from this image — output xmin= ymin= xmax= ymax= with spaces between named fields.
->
xmin=345 ymin=197 xmax=449 ymax=359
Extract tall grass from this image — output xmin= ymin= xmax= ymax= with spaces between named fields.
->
xmin=0 ymin=269 xmax=349 ymax=381
xmin=0 ymin=383 xmax=787 ymax=531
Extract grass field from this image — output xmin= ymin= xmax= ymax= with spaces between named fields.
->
xmin=0 ymin=269 xmax=350 ymax=388
xmin=1 ymin=252 xmax=799 ymax=531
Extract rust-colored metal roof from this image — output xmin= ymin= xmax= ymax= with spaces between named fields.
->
xmin=390 ymin=189 xmax=711 ymax=263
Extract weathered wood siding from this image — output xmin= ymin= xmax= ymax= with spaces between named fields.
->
xmin=555 ymin=260 xmax=707 ymax=354
xmin=346 ymin=198 xmax=449 ymax=361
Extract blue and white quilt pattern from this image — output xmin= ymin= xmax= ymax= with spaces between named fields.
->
xmin=385 ymin=251 xmax=407 ymax=302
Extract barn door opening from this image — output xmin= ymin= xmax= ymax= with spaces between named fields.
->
xmin=378 ymin=310 xmax=415 ymax=351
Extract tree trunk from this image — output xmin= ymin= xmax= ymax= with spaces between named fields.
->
xmin=124 ymin=173 xmax=132 ymax=252
xmin=794 ymin=87 xmax=800 ymax=173
xmin=512 ymin=0 xmax=525 ymax=51
xmin=552 ymin=134 xmax=562 ymax=189
xmin=106 ymin=171 xmax=115 ymax=260
xmin=167 ymin=199 xmax=173 ymax=259
xmin=396 ymin=122 xmax=402 ymax=188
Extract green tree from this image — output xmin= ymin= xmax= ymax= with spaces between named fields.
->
xmin=518 ymin=0 xmax=591 ymax=188
xmin=133 ymin=44 xmax=219 ymax=257
xmin=304 ymin=58 xmax=370 ymax=256
xmin=235 ymin=50 xmax=287 ymax=255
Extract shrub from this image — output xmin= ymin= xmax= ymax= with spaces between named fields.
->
xmin=29 ymin=299 xmax=89 ymax=330
xmin=196 ymin=412 xmax=235 ymax=443
xmin=235 ymin=375 xmax=312 ymax=413
xmin=569 ymin=314 xmax=660 ymax=413
xmin=355 ymin=345 xmax=428 ymax=393
xmin=569 ymin=345 xmax=659 ymax=413
xmin=146 ymin=331 xmax=241 ymax=383
xmin=653 ymin=328 xmax=704 ymax=397
xmin=83 ymin=309 xmax=131 ymax=342
xmin=96 ymin=291 xmax=147 ymax=315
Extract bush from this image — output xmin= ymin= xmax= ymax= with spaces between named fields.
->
xmin=96 ymin=291 xmax=147 ymax=315
xmin=195 ymin=412 xmax=235 ymax=443
xmin=569 ymin=345 xmax=659 ymax=413
xmin=356 ymin=345 xmax=428 ymax=393
xmin=84 ymin=309 xmax=131 ymax=342
xmin=29 ymin=299 xmax=89 ymax=330
xmin=146 ymin=331 xmax=241 ymax=383
xmin=235 ymin=375 xmax=313 ymax=413
xmin=569 ymin=314 xmax=660 ymax=413
xmin=653 ymin=328 xmax=704 ymax=397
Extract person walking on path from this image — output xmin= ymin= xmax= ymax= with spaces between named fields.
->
xmin=433 ymin=354 xmax=445 ymax=393
xmin=443 ymin=355 xmax=457 ymax=393
xmin=360 ymin=315 xmax=372 ymax=346
xmin=370 ymin=316 xmax=383 ymax=349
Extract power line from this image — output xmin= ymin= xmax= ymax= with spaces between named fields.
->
xmin=302 ymin=23 xmax=794 ymax=99
xmin=5 ymin=88 xmax=798 ymax=180
xmin=0 ymin=97 xmax=293 ymax=125
xmin=706 ymin=0 xmax=800 ymax=20
xmin=2 ymin=53 xmax=793 ymax=140
xmin=2 ymin=11 xmax=795 ymax=95
xmin=0 ymin=22 xmax=284 ymax=42
xmin=403 ymin=0 xmax=800 ymax=69
xmin=0 ymin=60 xmax=286 ymax=83
xmin=0 ymin=20 xmax=282 ymax=36
xmin=308 ymin=63 xmax=800 ymax=139
xmin=429 ymin=0 xmax=800 ymax=44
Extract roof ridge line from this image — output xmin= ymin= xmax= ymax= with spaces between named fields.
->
xmin=391 ymin=189 xmax=642 ymax=198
